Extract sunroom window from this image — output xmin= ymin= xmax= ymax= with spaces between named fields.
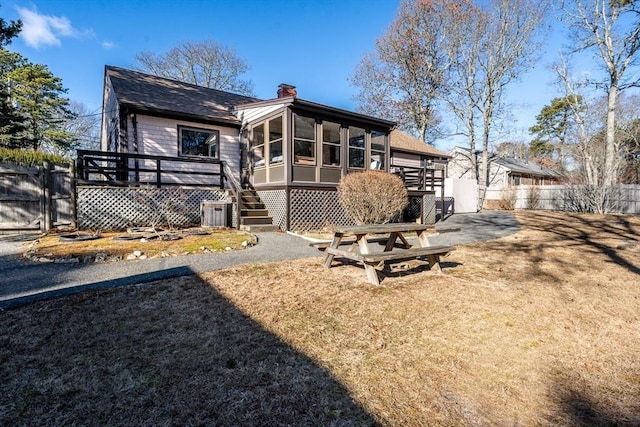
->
xmin=322 ymin=121 xmax=341 ymax=167
xmin=294 ymin=114 xmax=316 ymax=165
xmin=179 ymin=126 xmax=219 ymax=158
xmin=252 ymin=124 xmax=265 ymax=167
xmin=370 ymin=130 xmax=386 ymax=169
xmin=268 ymin=116 xmax=283 ymax=164
xmin=348 ymin=127 xmax=365 ymax=169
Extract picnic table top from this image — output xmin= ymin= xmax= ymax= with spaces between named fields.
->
xmin=332 ymin=222 xmax=434 ymax=235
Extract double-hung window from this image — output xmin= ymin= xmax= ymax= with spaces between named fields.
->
xmin=322 ymin=121 xmax=341 ymax=167
xmin=252 ymin=124 xmax=265 ymax=167
xmin=293 ymin=114 xmax=316 ymax=165
xmin=268 ymin=116 xmax=283 ymax=164
xmin=179 ymin=126 xmax=219 ymax=158
xmin=370 ymin=130 xmax=386 ymax=169
xmin=348 ymin=127 xmax=366 ymax=169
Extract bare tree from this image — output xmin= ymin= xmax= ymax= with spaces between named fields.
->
xmin=135 ymin=40 xmax=254 ymax=96
xmin=350 ymin=0 xmax=463 ymax=143
xmin=444 ymin=0 xmax=548 ymax=185
xmin=474 ymin=0 xmax=549 ymax=187
xmin=559 ymin=0 xmax=640 ymax=195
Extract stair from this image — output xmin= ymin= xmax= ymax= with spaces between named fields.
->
xmin=231 ymin=189 xmax=280 ymax=232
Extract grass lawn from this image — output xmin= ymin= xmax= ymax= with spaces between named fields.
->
xmin=1 ymin=211 xmax=639 ymax=425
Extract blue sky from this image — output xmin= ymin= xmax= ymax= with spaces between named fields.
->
xmin=2 ymin=0 xmax=565 ymax=150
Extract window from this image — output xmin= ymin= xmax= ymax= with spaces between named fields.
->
xmin=370 ymin=130 xmax=386 ymax=169
xmin=322 ymin=121 xmax=341 ymax=167
xmin=268 ymin=116 xmax=283 ymax=164
xmin=348 ymin=127 xmax=365 ymax=168
xmin=294 ymin=114 xmax=316 ymax=165
xmin=252 ymin=124 xmax=265 ymax=167
xmin=179 ymin=126 xmax=219 ymax=158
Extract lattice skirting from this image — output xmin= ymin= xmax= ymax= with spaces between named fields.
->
xmin=256 ymin=190 xmax=287 ymax=230
xmin=422 ymin=194 xmax=436 ymax=224
xmin=77 ymin=186 xmax=228 ymax=231
xmin=289 ymin=188 xmax=353 ymax=232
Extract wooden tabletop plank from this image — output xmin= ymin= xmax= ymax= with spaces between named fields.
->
xmin=333 ymin=223 xmax=434 ymax=235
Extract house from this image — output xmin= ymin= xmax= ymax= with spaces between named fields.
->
xmin=448 ymin=146 xmax=563 ymax=188
xmin=447 ymin=146 xmax=563 ymax=208
xmin=93 ymin=65 xmax=444 ymax=231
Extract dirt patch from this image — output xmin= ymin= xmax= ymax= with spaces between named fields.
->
xmin=21 ymin=228 xmax=256 ymax=263
xmin=1 ymin=211 xmax=639 ymax=425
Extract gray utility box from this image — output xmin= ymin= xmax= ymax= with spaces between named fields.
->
xmin=201 ymin=201 xmax=230 ymax=227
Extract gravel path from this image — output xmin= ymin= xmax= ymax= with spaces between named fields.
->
xmin=0 ymin=211 xmax=520 ymax=309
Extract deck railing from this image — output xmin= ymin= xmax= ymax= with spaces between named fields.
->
xmin=76 ymin=150 xmax=226 ymax=189
xmin=391 ymin=162 xmax=445 ymax=191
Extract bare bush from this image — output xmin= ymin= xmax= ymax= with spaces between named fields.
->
xmin=337 ymin=171 xmax=408 ymax=225
xmin=496 ymin=187 xmax=517 ymax=210
xmin=526 ymin=186 xmax=541 ymax=210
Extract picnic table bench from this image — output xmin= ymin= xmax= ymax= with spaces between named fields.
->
xmin=312 ymin=223 xmax=455 ymax=285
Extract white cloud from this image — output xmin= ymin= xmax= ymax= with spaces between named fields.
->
xmin=16 ymin=6 xmax=85 ymax=48
xmin=101 ymin=40 xmax=115 ymax=49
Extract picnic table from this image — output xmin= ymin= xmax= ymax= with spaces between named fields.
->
xmin=313 ymin=223 xmax=455 ymax=285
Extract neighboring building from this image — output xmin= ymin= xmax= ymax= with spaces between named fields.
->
xmin=447 ymin=146 xmax=563 ymax=190
xmin=95 ymin=66 xmax=444 ymax=230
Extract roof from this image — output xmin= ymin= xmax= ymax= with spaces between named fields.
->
xmin=449 ymin=146 xmax=562 ymax=178
xmin=390 ymin=130 xmax=449 ymax=158
xmin=495 ymin=156 xmax=563 ymax=178
xmin=235 ymin=96 xmax=396 ymax=129
xmin=106 ymin=65 xmax=396 ymax=130
xmin=105 ymin=65 xmax=259 ymax=125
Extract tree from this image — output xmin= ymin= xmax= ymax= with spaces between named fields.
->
xmin=135 ymin=40 xmax=254 ymax=96
xmin=474 ymin=0 xmax=549 ymax=187
xmin=0 ymin=12 xmax=24 ymax=149
xmin=0 ymin=49 xmax=26 ymax=148
xmin=528 ymin=95 xmax=584 ymax=170
xmin=50 ymin=100 xmax=100 ymax=157
xmin=559 ymin=0 xmax=640 ymax=197
xmin=350 ymin=0 xmax=463 ymax=143
xmin=0 ymin=7 xmax=21 ymax=47
xmin=7 ymin=62 xmax=75 ymax=152
xmin=444 ymin=0 xmax=549 ymax=186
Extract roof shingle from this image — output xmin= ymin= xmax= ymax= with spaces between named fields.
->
xmin=105 ymin=65 xmax=259 ymax=124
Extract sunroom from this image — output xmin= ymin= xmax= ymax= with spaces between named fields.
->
xmin=234 ymin=85 xmax=397 ymax=231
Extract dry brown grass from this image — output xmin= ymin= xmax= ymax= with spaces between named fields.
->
xmin=1 ymin=211 xmax=639 ymax=425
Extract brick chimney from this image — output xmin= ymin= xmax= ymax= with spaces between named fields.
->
xmin=277 ymin=83 xmax=297 ymax=98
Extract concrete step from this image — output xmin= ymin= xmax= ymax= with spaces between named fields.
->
xmin=239 ymin=224 xmax=281 ymax=232
xmin=240 ymin=216 xmax=274 ymax=225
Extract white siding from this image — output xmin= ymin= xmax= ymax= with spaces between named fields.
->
xmin=100 ymin=78 xmax=119 ymax=152
xmin=236 ymin=104 xmax=286 ymax=125
xmin=126 ymin=114 xmax=241 ymax=187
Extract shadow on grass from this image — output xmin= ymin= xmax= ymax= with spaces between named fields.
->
xmin=0 ymin=271 xmax=379 ymax=426
xmin=524 ymin=211 xmax=640 ymax=276
xmin=549 ymin=374 xmax=640 ymax=426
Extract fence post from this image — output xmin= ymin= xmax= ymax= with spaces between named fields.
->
xmin=42 ymin=161 xmax=52 ymax=232
xmin=70 ymin=161 xmax=77 ymax=229
xmin=156 ymin=159 xmax=161 ymax=188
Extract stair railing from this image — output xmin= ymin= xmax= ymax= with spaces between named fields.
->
xmin=221 ymin=161 xmax=243 ymax=229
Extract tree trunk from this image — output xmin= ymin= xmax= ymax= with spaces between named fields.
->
xmin=604 ymin=84 xmax=618 ymax=188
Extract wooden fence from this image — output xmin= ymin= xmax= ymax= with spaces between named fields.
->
xmin=486 ymin=184 xmax=640 ymax=214
xmin=0 ymin=162 xmax=74 ymax=232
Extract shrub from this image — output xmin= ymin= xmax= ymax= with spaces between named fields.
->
xmin=337 ymin=170 xmax=408 ymax=225
xmin=0 ymin=147 xmax=69 ymax=166
xmin=496 ymin=187 xmax=517 ymax=210
xmin=526 ymin=185 xmax=541 ymax=210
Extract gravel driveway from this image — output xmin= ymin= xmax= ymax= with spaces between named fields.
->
xmin=0 ymin=211 xmax=520 ymax=309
